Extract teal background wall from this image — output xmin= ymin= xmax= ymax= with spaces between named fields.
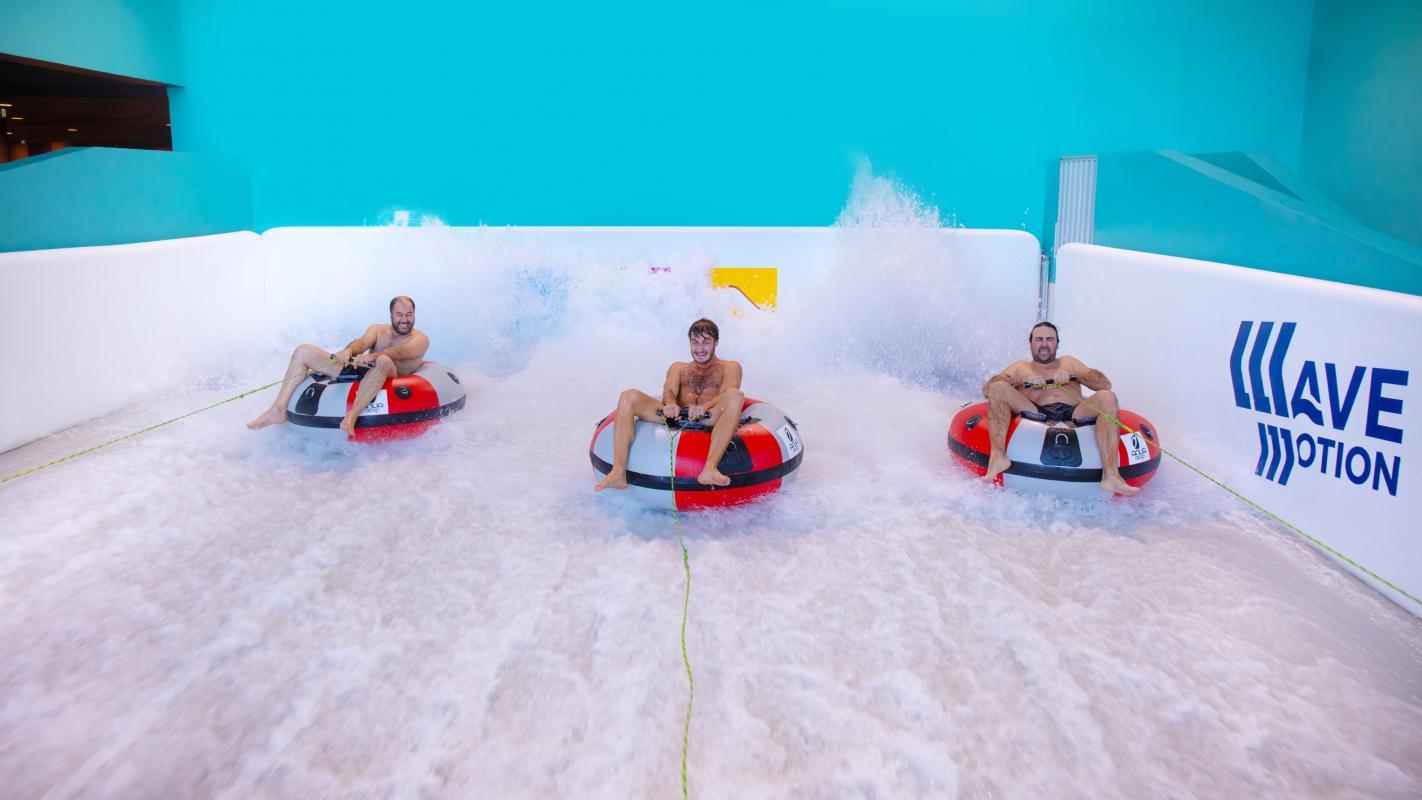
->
xmin=1092 ymin=150 xmax=1422 ymax=295
xmin=0 ymin=0 xmax=181 ymax=83
xmin=169 ymin=0 xmax=1315 ymax=238
xmin=0 ymin=148 xmax=250 ymax=251
xmin=5 ymin=0 xmax=1419 ymax=294
xmin=0 ymin=0 xmax=234 ymax=252
xmin=1299 ymin=0 xmax=1422 ymax=249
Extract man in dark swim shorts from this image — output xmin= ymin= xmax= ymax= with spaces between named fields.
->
xmin=247 ymin=296 xmax=429 ymax=436
xmin=979 ymin=321 xmax=1139 ymax=495
xmin=1033 ymin=401 xmax=1077 ymax=424
xmin=594 ymin=318 xmax=746 ymax=491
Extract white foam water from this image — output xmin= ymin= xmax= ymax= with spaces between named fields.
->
xmin=1 ymin=167 xmax=1419 ymax=799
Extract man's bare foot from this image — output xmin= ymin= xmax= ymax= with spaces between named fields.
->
xmin=595 ymin=469 xmax=629 ymax=491
xmin=984 ymin=453 xmax=1012 ymax=482
xmin=246 ymin=407 xmax=287 ymax=429
xmin=339 ymin=415 xmax=358 ymax=437
xmin=1100 ymin=473 xmax=1140 ymax=496
xmin=697 ymin=467 xmax=731 ymax=487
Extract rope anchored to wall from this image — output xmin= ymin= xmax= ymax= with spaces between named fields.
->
xmin=1053 ymin=381 xmax=1422 ymax=610
xmin=0 ymin=357 xmax=348 ymax=487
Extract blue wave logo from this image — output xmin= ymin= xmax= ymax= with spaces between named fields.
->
xmin=1230 ymin=321 xmax=1407 ymax=496
xmin=1253 ymin=422 xmax=1296 ymax=485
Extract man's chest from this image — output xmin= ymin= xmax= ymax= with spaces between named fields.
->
xmin=681 ymin=368 xmax=723 ymax=395
xmin=375 ymin=331 xmax=410 ymax=351
xmin=1020 ymin=360 xmax=1066 ymax=382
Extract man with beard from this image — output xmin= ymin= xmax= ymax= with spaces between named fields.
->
xmin=595 ymin=318 xmax=744 ymax=491
xmin=981 ymin=321 xmax=1138 ymax=495
xmin=247 ymin=295 xmax=430 ymax=436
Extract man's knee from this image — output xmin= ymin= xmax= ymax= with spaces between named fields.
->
xmin=1093 ymin=389 xmax=1119 ymax=407
xmin=366 ymin=355 xmax=395 ymax=377
xmin=618 ymin=387 xmax=640 ymax=407
xmin=720 ymin=389 xmax=745 ymax=409
xmin=986 ymin=381 xmax=1015 ymax=402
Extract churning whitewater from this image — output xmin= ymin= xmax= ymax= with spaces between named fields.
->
xmin=2 ymin=171 xmax=1420 ymax=799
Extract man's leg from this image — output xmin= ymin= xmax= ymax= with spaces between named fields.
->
xmin=985 ymin=381 xmax=1035 ymax=481
xmin=595 ymin=388 xmax=664 ymax=491
xmin=248 ymin=344 xmax=343 ymax=429
xmin=697 ymin=389 xmax=746 ymax=486
xmin=340 ymin=355 xmax=396 ymax=436
xmin=1075 ymin=389 xmax=1140 ymax=496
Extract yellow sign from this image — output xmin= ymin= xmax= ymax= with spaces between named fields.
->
xmin=710 ymin=267 xmax=778 ymax=310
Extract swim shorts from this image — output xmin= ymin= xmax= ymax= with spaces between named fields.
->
xmin=1035 ymin=402 xmax=1077 ymax=423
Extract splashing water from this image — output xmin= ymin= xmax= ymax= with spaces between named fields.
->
xmin=1 ymin=167 xmax=1420 ymax=799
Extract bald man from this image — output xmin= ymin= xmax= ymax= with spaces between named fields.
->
xmin=247 ymin=295 xmax=430 ymax=435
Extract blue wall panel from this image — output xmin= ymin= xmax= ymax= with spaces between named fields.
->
xmin=0 ymin=148 xmax=251 ymax=252
xmin=0 ymin=0 xmax=182 ymax=83
xmin=169 ymin=1 xmax=1316 ymax=237
xmin=1093 ymin=150 xmax=1422 ymax=295
xmin=1300 ymin=0 xmax=1422 ymax=248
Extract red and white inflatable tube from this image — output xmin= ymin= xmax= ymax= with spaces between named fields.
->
xmin=590 ymin=397 xmax=803 ymax=511
xmin=947 ymin=401 xmax=1162 ymax=496
xmin=287 ymin=361 xmax=466 ymax=442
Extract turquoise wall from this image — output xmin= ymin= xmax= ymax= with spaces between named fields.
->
xmin=0 ymin=0 xmax=181 ymax=83
xmin=1092 ymin=150 xmax=1422 ymax=296
xmin=0 ymin=148 xmax=250 ymax=252
xmin=170 ymin=1 xmax=1315 ymax=236
xmin=1300 ymin=0 xmax=1422 ymax=248
xmin=0 ymin=0 xmax=239 ymax=253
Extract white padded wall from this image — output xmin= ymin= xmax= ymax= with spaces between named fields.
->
xmin=1055 ymin=243 xmax=1421 ymax=615
xmin=1 ymin=232 xmax=264 ymax=453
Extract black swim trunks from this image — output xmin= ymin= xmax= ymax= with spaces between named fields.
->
xmin=1035 ymin=402 xmax=1077 ymax=423
xmin=335 ymin=364 xmax=371 ymax=381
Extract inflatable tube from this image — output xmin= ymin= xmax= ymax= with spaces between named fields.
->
xmin=948 ymin=401 xmax=1161 ymax=496
xmin=590 ymin=398 xmax=803 ymax=511
xmin=287 ymin=361 xmax=466 ymax=442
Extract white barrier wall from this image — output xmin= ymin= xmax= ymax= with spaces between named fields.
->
xmin=0 ymin=232 xmax=264 ymax=453
xmin=1055 ymin=243 xmax=1421 ymax=616
xmin=2 ymin=227 xmax=1042 ymax=454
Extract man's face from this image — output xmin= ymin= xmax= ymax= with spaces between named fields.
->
xmin=391 ymin=300 xmax=415 ymax=335
xmin=1029 ymin=326 xmax=1058 ymax=364
xmin=689 ymin=334 xmax=717 ymax=364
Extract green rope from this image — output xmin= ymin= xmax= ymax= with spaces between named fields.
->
xmin=0 ymin=378 xmax=287 ymax=486
xmin=1052 ymin=382 xmax=1422 ymax=609
xmin=666 ymin=422 xmax=695 ymax=800
xmin=1 ymin=356 xmax=350 ymax=487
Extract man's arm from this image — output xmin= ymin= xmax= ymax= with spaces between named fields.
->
xmin=341 ymin=326 xmax=379 ymax=358
xmin=327 ymin=325 xmax=379 ymax=367
xmin=660 ymin=364 xmax=682 ymax=417
xmin=1064 ymin=357 xmax=1111 ymax=391
xmin=982 ymin=363 xmax=1026 ymax=396
xmin=375 ymin=331 xmax=430 ymax=363
xmin=721 ymin=361 xmax=743 ymax=392
xmin=662 ymin=364 xmax=682 ymax=405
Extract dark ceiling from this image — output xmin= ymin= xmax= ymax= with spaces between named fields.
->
xmin=0 ymin=53 xmax=172 ymax=154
